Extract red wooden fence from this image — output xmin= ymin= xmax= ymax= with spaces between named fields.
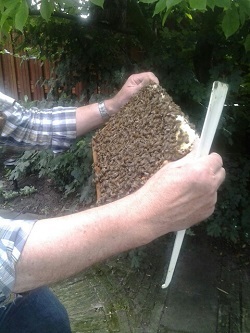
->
xmin=0 ymin=39 xmax=54 ymax=101
xmin=0 ymin=38 xmax=115 ymax=102
xmin=0 ymin=39 xmax=89 ymax=102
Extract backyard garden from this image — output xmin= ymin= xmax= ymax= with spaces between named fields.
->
xmin=0 ymin=1 xmax=250 ymax=332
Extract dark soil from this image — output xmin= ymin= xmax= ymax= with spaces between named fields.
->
xmin=0 ymin=150 xmax=82 ymax=218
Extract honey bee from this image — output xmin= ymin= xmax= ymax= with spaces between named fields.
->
xmin=93 ymin=84 xmax=196 ymax=204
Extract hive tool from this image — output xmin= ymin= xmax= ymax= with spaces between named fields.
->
xmin=162 ymin=81 xmax=229 ymax=289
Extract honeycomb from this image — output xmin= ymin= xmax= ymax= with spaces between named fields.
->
xmin=92 ymin=84 xmax=197 ymax=205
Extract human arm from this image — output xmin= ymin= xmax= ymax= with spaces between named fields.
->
xmin=12 ymin=152 xmax=225 ymax=293
xmin=75 ymin=72 xmax=159 ymax=136
xmin=0 ymin=72 xmax=158 ymax=149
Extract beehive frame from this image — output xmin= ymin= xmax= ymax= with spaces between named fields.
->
xmin=92 ymin=84 xmax=196 ymax=205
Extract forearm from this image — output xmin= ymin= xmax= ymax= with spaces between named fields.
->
xmin=76 ymin=71 xmax=159 ymax=136
xmin=13 ymin=152 xmax=225 ymax=293
xmin=75 ymin=99 xmax=117 ymax=136
xmin=0 ymin=102 xmax=76 ymax=150
xmin=13 ymin=192 xmax=149 ymax=293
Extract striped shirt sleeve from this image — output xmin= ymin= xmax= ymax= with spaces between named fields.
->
xmin=0 ymin=91 xmax=77 ymax=151
xmin=0 ymin=217 xmax=36 ymax=301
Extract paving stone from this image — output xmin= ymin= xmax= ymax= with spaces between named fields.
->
xmin=0 ymin=208 xmax=43 ymax=220
xmin=159 ymin=234 xmax=219 ymax=333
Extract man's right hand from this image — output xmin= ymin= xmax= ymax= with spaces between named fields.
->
xmin=131 ymin=152 xmax=225 ymax=243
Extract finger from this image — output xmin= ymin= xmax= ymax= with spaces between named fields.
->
xmin=133 ymin=72 xmax=159 ymax=86
xmin=215 ymin=167 xmax=226 ymax=188
xmin=143 ymin=72 xmax=159 ymax=85
xmin=200 ymin=152 xmax=224 ymax=173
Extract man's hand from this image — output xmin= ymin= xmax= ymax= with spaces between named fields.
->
xmin=105 ymin=72 xmax=159 ymax=115
xmin=132 ymin=152 xmax=226 ymax=243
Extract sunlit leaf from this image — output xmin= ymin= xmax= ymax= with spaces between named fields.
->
xmin=15 ymin=0 xmax=29 ymax=32
xmin=185 ymin=12 xmax=193 ymax=19
xmin=40 ymin=0 xmax=54 ymax=22
xmin=153 ymin=0 xmax=167 ymax=15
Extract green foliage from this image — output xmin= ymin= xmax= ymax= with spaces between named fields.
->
xmin=8 ymin=134 xmax=95 ymax=204
xmin=0 ymin=0 xmax=249 ymax=41
xmin=139 ymin=0 xmax=250 ymax=39
xmin=206 ymin=155 xmax=250 ymax=245
xmin=0 ymin=0 xmax=103 ymax=37
xmin=147 ymin=28 xmax=207 ymax=104
xmin=0 ymin=186 xmax=37 ymax=200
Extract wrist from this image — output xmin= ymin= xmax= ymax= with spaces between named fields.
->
xmin=104 ymin=98 xmax=121 ymax=116
xmin=98 ymin=101 xmax=110 ymax=120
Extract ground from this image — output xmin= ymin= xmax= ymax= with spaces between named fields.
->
xmin=0 ymin=150 xmax=83 ymax=217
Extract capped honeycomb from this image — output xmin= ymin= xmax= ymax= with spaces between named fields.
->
xmin=92 ymin=84 xmax=197 ymax=205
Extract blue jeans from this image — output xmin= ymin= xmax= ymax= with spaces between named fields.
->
xmin=0 ymin=287 xmax=71 ymax=333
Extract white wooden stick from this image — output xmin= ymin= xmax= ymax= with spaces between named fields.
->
xmin=162 ymin=81 xmax=229 ymax=289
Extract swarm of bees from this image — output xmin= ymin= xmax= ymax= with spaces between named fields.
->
xmin=92 ymin=84 xmax=197 ymax=205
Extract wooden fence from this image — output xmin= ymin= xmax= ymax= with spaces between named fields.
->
xmin=0 ymin=38 xmax=117 ymax=103
xmin=0 ymin=39 xmax=52 ymax=101
xmin=0 ymin=39 xmax=87 ymax=102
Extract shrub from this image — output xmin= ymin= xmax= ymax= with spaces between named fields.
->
xmin=206 ymin=154 xmax=250 ymax=245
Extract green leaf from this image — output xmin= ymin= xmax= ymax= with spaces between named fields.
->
xmin=222 ymin=7 xmax=240 ymax=38
xmin=240 ymin=0 xmax=250 ymax=16
xmin=154 ymin=0 xmax=167 ymax=15
xmin=244 ymin=34 xmax=250 ymax=52
xmin=189 ymin=0 xmax=207 ymax=10
xmin=139 ymin=0 xmax=158 ymax=3
xmin=166 ymin=0 xmax=183 ymax=10
xmin=40 ymin=0 xmax=54 ymax=22
xmin=162 ymin=7 xmax=171 ymax=25
xmin=214 ymin=0 xmax=231 ymax=9
xmin=89 ymin=0 xmax=104 ymax=8
xmin=185 ymin=12 xmax=193 ymax=19
xmin=207 ymin=0 xmax=215 ymax=10
xmin=0 ymin=0 xmax=19 ymax=28
xmin=239 ymin=6 xmax=246 ymax=25
xmin=0 ymin=2 xmax=5 ymax=13
xmin=15 ymin=0 xmax=29 ymax=32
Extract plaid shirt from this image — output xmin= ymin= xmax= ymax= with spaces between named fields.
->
xmin=0 ymin=91 xmax=77 ymax=305
xmin=0 ymin=91 xmax=77 ymax=150
xmin=0 ymin=217 xmax=35 ymax=305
